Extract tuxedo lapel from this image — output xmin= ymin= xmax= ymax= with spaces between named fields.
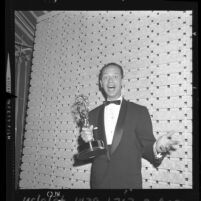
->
xmin=111 ymin=99 xmax=128 ymax=155
xmin=97 ymin=104 xmax=110 ymax=160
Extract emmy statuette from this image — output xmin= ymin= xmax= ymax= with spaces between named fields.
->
xmin=72 ymin=94 xmax=106 ymax=160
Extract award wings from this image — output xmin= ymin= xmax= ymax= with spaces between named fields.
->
xmin=71 ymin=94 xmax=90 ymax=128
xmin=71 ymin=94 xmax=105 ymax=160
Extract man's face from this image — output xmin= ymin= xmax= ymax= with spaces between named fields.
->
xmin=100 ymin=65 xmax=123 ymax=100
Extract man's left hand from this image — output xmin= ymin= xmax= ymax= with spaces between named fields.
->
xmin=155 ymin=131 xmax=179 ymax=154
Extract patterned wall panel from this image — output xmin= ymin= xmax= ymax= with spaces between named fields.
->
xmin=19 ymin=11 xmax=192 ymax=189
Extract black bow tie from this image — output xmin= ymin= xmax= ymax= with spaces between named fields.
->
xmin=104 ymin=100 xmax=121 ymax=106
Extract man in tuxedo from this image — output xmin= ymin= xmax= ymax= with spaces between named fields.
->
xmin=81 ymin=62 xmax=178 ymax=189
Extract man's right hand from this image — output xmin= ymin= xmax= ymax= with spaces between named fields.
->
xmin=80 ymin=125 xmax=94 ymax=142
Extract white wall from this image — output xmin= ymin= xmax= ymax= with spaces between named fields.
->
xmin=19 ymin=11 xmax=192 ymax=189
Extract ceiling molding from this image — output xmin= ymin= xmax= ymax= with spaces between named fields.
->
xmin=15 ymin=18 xmax=34 ymax=43
xmin=29 ymin=11 xmax=38 ymax=21
xmin=15 ymin=11 xmax=50 ymax=48
xmin=18 ymin=11 xmax=36 ymax=31
xmin=37 ymin=11 xmax=60 ymax=23
xmin=15 ymin=12 xmax=35 ymax=37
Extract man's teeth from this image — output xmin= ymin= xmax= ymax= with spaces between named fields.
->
xmin=108 ymin=86 xmax=115 ymax=91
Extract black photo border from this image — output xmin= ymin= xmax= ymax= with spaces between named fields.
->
xmin=5 ymin=0 xmax=200 ymax=201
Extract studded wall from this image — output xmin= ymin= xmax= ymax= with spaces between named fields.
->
xmin=19 ymin=11 xmax=192 ymax=189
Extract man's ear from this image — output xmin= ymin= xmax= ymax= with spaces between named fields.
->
xmin=100 ymin=80 xmax=103 ymax=88
xmin=121 ymin=78 xmax=124 ymax=88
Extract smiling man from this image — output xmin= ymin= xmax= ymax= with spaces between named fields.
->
xmin=81 ymin=62 xmax=179 ymax=189
xmin=100 ymin=63 xmax=123 ymax=101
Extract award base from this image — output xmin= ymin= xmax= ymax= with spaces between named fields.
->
xmin=77 ymin=140 xmax=106 ymax=160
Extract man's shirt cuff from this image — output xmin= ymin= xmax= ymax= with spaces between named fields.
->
xmin=153 ymin=141 xmax=163 ymax=159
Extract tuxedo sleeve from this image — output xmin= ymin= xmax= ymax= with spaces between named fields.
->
xmin=136 ymin=106 xmax=162 ymax=167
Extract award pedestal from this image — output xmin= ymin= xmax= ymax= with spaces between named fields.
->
xmin=77 ymin=140 xmax=106 ymax=160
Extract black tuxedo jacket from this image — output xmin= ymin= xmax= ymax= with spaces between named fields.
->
xmin=88 ymin=99 xmax=162 ymax=189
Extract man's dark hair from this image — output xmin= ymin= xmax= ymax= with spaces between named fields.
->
xmin=99 ymin=62 xmax=124 ymax=80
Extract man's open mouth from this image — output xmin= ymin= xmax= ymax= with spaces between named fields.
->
xmin=108 ymin=86 xmax=115 ymax=91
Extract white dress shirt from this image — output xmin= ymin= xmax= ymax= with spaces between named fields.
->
xmin=103 ymin=96 xmax=162 ymax=159
xmin=104 ymin=96 xmax=122 ymax=145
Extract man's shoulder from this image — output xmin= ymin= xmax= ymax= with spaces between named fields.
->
xmin=126 ymin=99 xmax=146 ymax=108
xmin=126 ymin=99 xmax=148 ymax=112
xmin=89 ymin=104 xmax=104 ymax=115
